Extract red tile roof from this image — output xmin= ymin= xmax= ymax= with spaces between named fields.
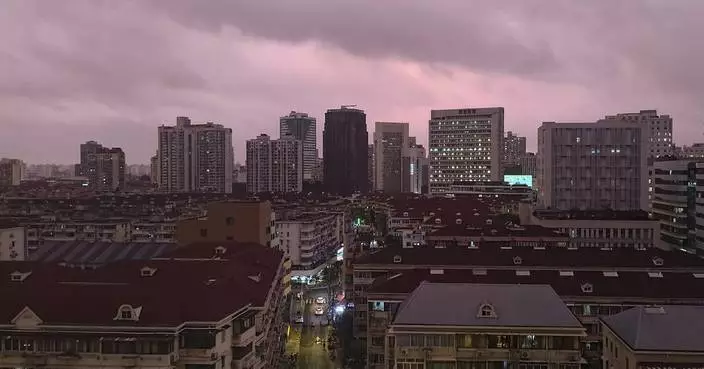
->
xmin=0 ymin=242 xmax=283 ymax=328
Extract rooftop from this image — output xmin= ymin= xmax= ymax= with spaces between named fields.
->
xmin=392 ymin=282 xmax=582 ymax=329
xmin=533 ymin=209 xmax=651 ymax=221
xmin=602 ymin=305 xmax=704 ymax=352
xmin=368 ymin=269 xmax=704 ymax=300
xmin=28 ymin=241 xmax=178 ymax=264
xmin=355 ymin=247 xmax=704 ymax=271
xmin=0 ymin=242 xmax=283 ymax=327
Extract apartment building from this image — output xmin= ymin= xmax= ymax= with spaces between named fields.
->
xmin=176 ymin=201 xmax=279 ymax=249
xmin=356 ymin=246 xmax=704 ymax=369
xmin=384 ymin=283 xmax=585 ymax=369
xmin=0 ymin=158 xmax=25 ymax=186
xmin=537 ymin=120 xmax=649 ymax=211
xmin=682 ymin=143 xmax=704 ymax=159
xmin=157 ymin=116 xmax=234 ymax=193
xmin=520 ymin=153 xmax=537 ymax=177
xmin=0 ymin=241 xmax=287 ymax=369
xmin=601 ymin=306 xmax=704 ymax=369
xmin=601 ymin=110 xmax=673 ymax=159
xmin=429 ymin=108 xmax=504 ymax=194
xmin=519 ymin=203 xmax=662 ymax=250
xmin=24 ymin=219 xmax=133 ymax=249
xmin=0 ymin=224 xmax=25 ymax=261
xmin=246 ymin=134 xmax=303 ymax=193
xmin=504 ymin=131 xmax=527 ymax=167
xmin=405 ymin=144 xmax=427 ymax=194
xmin=280 ymin=111 xmax=317 ymax=181
xmin=374 ymin=122 xmax=410 ymax=193
xmin=277 ymin=213 xmax=344 ymax=279
xmin=652 ymin=159 xmax=704 ymax=253
xmin=323 ymin=106 xmax=369 ymax=195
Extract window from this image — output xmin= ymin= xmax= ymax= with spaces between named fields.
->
xmin=477 ymin=303 xmax=497 ymax=318
xmin=487 ymin=335 xmax=510 ymax=348
xmin=121 ymin=309 xmax=133 ymax=320
xmin=200 ymin=228 xmax=208 ymax=237
xmin=225 ymin=217 xmax=234 ymax=226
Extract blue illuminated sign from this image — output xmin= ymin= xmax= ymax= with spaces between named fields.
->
xmin=504 ymin=175 xmax=533 ymax=188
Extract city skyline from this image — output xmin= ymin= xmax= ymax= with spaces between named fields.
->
xmin=1 ymin=1 xmax=704 ymax=164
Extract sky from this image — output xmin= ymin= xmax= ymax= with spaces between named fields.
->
xmin=1 ymin=0 xmax=703 ymax=164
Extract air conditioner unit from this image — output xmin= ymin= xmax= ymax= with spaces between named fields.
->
xmin=210 ymin=353 xmax=218 ymax=360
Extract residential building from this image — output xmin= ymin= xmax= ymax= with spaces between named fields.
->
xmin=312 ymin=157 xmax=324 ymax=183
xmin=0 ymin=224 xmax=25 ymax=261
xmin=520 ymin=152 xmax=537 ymax=177
xmin=323 ymin=106 xmax=369 ymax=195
xmin=78 ymin=140 xmax=103 ymax=177
xmin=176 ymin=200 xmax=279 ymax=249
xmin=0 ymin=241 xmax=288 ymax=369
xmin=277 ymin=213 xmax=344 ymax=280
xmin=368 ymin=145 xmax=374 ymax=191
xmin=0 ymin=158 xmax=25 ymax=186
xmin=405 ymin=144 xmax=426 ymax=194
xmin=383 ymin=283 xmax=585 ymax=369
xmin=429 ymin=107 xmax=505 ymax=194
xmin=537 ymin=120 xmax=648 ymax=211
xmin=374 ymin=122 xmax=410 ymax=193
xmin=652 ymin=159 xmax=704 ymax=254
xmin=280 ymin=111 xmax=317 ymax=181
xmin=504 ymin=130 xmax=527 ymax=166
xmin=601 ymin=305 xmax=704 ymax=369
xmin=447 ymin=181 xmax=534 ymax=199
xmin=682 ymin=143 xmax=704 ymax=159
xmin=246 ymin=134 xmax=303 ymax=193
xmin=157 ymin=116 xmax=234 ymax=193
xmin=80 ymin=145 xmax=125 ymax=191
xmin=355 ymin=246 xmax=704 ymax=368
xmin=520 ymin=203 xmax=662 ymax=249
xmin=601 ymin=109 xmax=673 ymax=159
xmin=149 ymin=152 xmax=159 ymax=184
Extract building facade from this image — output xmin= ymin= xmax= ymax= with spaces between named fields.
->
xmin=0 ymin=225 xmax=25 ymax=261
xmin=682 ymin=143 xmax=704 ymax=159
xmin=537 ymin=121 xmax=648 ymax=211
xmin=601 ymin=110 xmax=673 ymax=159
xmin=520 ymin=152 xmax=537 ymax=177
xmin=429 ymin=107 xmax=504 ymax=194
xmin=157 ymin=116 xmax=234 ymax=193
xmin=368 ymin=145 xmax=374 ymax=192
xmin=280 ymin=111 xmax=316 ymax=181
xmin=323 ymin=106 xmax=369 ymax=195
xmin=405 ymin=144 xmax=427 ymax=194
xmin=245 ymin=134 xmax=303 ymax=193
xmin=652 ymin=159 xmax=704 ymax=254
xmin=277 ymin=213 xmax=343 ymax=279
xmin=504 ymin=131 xmax=527 ymax=166
xmin=374 ymin=122 xmax=410 ymax=193
xmin=0 ymin=158 xmax=25 ymax=186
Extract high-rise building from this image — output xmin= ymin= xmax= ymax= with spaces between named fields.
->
xmin=149 ymin=151 xmax=159 ymax=185
xmin=428 ymin=107 xmax=504 ymax=194
xmin=367 ymin=145 xmax=374 ymax=191
xmin=504 ymin=131 xmax=527 ymax=166
xmin=537 ymin=120 xmax=648 ymax=211
xmin=373 ymin=122 xmax=410 ymax=193
xmin=519 ymin=152 xmax=537 ymax=177
xmin=323 ymin=106 xmax=369 ymax=195
xmin=652 ymin=159 xmax=704 ymax=253
xmin=245 ymin=134 xmax=303 ymax=193
xmin=78 ymin=141 xmax=125 ymax=191
xmin=601 ymin=110 xmax=673 ymax=159
xmin=405 ymin=144 xmax=427 ymax=194
xmin=280 ymin=111 xmax=316 ymax=181
xmin=157 ymin=116 xmax=234 ymax=193
xmin=0 ymin=158 xmax=25 ymax=186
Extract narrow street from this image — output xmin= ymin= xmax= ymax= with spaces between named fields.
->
xmin=285 ymin=284 xmax=343 ymax=369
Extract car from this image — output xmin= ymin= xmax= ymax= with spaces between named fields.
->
xmin=315 ymin=296 xmax=327 ymax=305
xmin=314 ymin=306 xmax=325 ymax=315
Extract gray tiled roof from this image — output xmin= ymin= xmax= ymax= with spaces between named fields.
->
xmin=28 ymin=241 xmax=178 ymax=264
xmin=602 ymin=305 xmax=704 ymax=352
xmin=392 ymin=282 xmax=582 ymax=328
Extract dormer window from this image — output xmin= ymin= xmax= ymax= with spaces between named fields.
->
xmin=455 ymin=218 xmax=462 ymax=225
xmin=477 ymin=303 xmax=497 ymax=318
xmin=140 ymin=267 xmax=157 ymax=277
xmin=393 ymin=255 xmax=402 ymax=263
xmin=581 ymin=283 xmax=593 ymax=293
xmin=114 ymin=304 xmax=141 ymax=321
xmin=513 ymin=256 xmax=522 ymax=265
xmin=652 ymin=257 xmax=664 ymax=266
xmin=10 ymin=271 xmax=31 ymax=282
xmin=215 ymin=246 xmax=227 ymax=255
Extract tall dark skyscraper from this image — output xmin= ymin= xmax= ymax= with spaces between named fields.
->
xmin=323 ymin=105 xmax=369 ymax=195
